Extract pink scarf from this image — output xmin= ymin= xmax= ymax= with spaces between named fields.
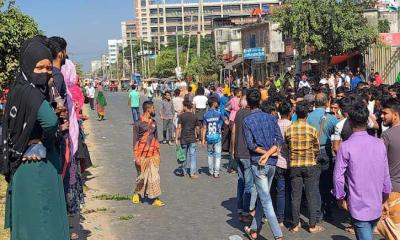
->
xmin=61 ymin=59 xmax=80 ymax=156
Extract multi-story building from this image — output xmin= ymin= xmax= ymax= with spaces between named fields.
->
xmin=213 ymin=18 xmax=243 ymax=61
xmin=108 ymin=39 xmax=123 ymax=64
xmin=135 ymin=0 xmax=281 ymax=43
xmin=91 ymin=60 xmax=102 ymax=74
xmin=121 ymin=20 xmax=137 ymax=46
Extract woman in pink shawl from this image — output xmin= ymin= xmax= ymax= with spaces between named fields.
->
xmin=61 ymin=59 xmax=85 ymax=240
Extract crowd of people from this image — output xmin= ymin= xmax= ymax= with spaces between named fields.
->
xmin=128 ymin=68 xmax=400 ymax=240
xmin=1 ymin=33 xmax=400 ymax=240
xmin=0 ymin=36 xmax=92 ymax=240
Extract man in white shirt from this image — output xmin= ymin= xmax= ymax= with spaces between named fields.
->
xmin=298 ymin=75 xmax=311 ymax=89
xmin=88 ymin=84 xmax=96 ymax=110
xmin=151 ymin=81 xmax=158 ymax=97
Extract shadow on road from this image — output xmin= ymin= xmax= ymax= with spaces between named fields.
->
xmin=331 ymin=235 xmax=353 ymax=240
xmin=221 ymin=197 xmax=273 ymax=240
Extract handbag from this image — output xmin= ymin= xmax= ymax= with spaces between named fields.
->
xmin=176 ymin=145 xmax=186 ymax=164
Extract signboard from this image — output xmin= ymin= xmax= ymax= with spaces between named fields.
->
xmin=380 ymin=33 xmax=400 ymax=46
xmin=243 ymin=48 xmax=265 ymax=60
xmin=266 ymin=53 xmax=278 ymax=63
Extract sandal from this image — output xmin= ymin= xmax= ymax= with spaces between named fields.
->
xmin=290 ymin=223 xmax=301 ymax=233
xmin=309 ymin=225 xmax=325 ymax=233
xmin=70 ymin=233 xmax=79 ymax=240
xmin=345 ymin=226 xmax=355 ymax=235
xmin=244 ymin=226 xmax=257 ymax=240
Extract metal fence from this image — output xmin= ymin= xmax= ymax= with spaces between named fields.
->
xmin=364 ymin=44 xmax=400 ymax=84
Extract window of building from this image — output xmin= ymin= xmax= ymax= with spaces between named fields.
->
xmin=203 ymin=6 xmax=220 ymax=13
xmin=150 ymin=9 xmax=158 ymax=15
xmin=184 ymin=7 xmax=198 ymax=13
xmin=166 ymin=26 xmax=176 ymax=33
xmin=166 ymin=17 xmax=182 ymax=23
xmin=165 ymin=8 xmax=182 ymax=15
xmin=250 ymin=34 xmax=256 ymax=48
xmin=223 ymin=5 xmax=240 ymax=12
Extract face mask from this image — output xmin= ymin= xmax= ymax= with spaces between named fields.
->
xmin=30 ymin=72 xmax=51 ymax=86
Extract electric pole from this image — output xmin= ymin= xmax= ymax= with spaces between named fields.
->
xmin=197 ymin=0 xmax=201 ymax=57
xmin=130 ymin=32 xmax=134 ymax=75
xmin=176 ymin=26 xmax=180 ymax=68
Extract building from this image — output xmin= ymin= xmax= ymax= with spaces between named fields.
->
xmin=135 ymin=0 xmax=281 ymax=43
xmin=108 ymin=39 xmax=123 ymax=64
xmin=91 ymin=60 xmax=102 ymax=74
xmin=121 ymin=20 xmax=137 ymax=46
xmin=241 ymin=21 xmax=284 ymax=82
xmin=213 ymin=18 xmax=243 ymax=62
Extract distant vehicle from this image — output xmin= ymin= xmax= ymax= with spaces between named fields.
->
xmin=121 ymin=79 xmax=130 ymax=91
xmin=109 ymin=80 xmax=118 ymax=92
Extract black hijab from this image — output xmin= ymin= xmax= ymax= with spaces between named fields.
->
xmin=1 ymin=36 xmax=53 ymax=180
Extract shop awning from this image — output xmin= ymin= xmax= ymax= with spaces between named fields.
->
xmin=330 ymin=52 xmax=359 ymax=65
xmin=225 ymin=57 xmax=243 ymax=70
xmin=330 ymin=55 xmax=350 ymax=65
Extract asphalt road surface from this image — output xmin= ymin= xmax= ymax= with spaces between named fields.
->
xmin=83 ymin=91 xmax=381 ymax=240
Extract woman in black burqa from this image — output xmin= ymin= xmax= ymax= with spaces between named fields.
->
xmin=1 ymin=36 xmax=69 ymax=240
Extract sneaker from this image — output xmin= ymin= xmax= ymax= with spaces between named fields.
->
xmin=132 ymin=193 xmax=140 ymax=204
xmin=168 ymin=141 xmax=174 ymax=146
xmin=190 ymin=174 xmax=199 ymax=179
xmin=152 ymin=199 xmax=166 ymax=207
xmin=161 ymin=140 xmax=167 ymax=144
xmin=213 ymin=173 xmax=220 ymax=178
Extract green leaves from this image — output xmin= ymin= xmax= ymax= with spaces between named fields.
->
xmin=153 ymin=36 xmax=223 ymax=82
xmin=272 ymin=0 xmax=377 ymax=58
xmin=0 ymin=4 xmax=40 ymax=86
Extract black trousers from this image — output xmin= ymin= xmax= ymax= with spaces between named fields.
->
xmin=89 ymin=97 xmax=95 ymax=110
xmin=290 ymin=165 xmax=320 ymax=228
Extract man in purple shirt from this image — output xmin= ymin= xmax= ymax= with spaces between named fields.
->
xmin=333 ymin=101 xmax=391 ymax=240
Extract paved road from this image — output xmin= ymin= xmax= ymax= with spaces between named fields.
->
xmin=83 ymin=92 xmax=374 ymax=240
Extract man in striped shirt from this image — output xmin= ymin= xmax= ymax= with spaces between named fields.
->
xmin=285 ymin=101 xmax=323 ymax=233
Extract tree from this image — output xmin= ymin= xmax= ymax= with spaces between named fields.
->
xmin=0 ymin=2 xmax=41 ymax=86
xmin=378 ymin=19 xmax=390 ymax=33
xmin=154 ymin=49 xmax=177 ymax=78
xmin=272 ymin=0 xmax=377 ymax=60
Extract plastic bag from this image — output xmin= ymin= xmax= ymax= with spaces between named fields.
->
xmin=176 ymin=145 xmax=186 ymax=164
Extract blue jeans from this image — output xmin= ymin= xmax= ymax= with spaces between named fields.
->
xmin=131 ymin=107 xmax=140 ymax=122
xmin=250 ymin=164 xmax=283 ymax=238
xmin=207 ymin=141 xmax=222 ymax=175
xmin=275 ymin=167 xmax=291 ymax=223
xmin=237 ymin=158 xmax=257 ymax=214
xmin=181 ymin=143 xmax=197 ymax=176
xmin=353 ymin=218 xmax=379 ymax=240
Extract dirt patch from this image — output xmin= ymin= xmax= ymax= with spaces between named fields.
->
xmin=0 ymin=176 xmax=10 ymax=240
xmin=80 ymin=110 xmax=117 ymax=240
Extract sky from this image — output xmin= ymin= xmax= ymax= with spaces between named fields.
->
xmin=17 ymin=0 xmax=134 ymax=72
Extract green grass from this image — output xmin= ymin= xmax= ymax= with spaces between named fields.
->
xmin=117 ymin=214 xmax=134 ymax=221
xmin=83 ymin=207 xmax=109 ymax=214
xmin=94 ymin=194 xmax=131 ymax=201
